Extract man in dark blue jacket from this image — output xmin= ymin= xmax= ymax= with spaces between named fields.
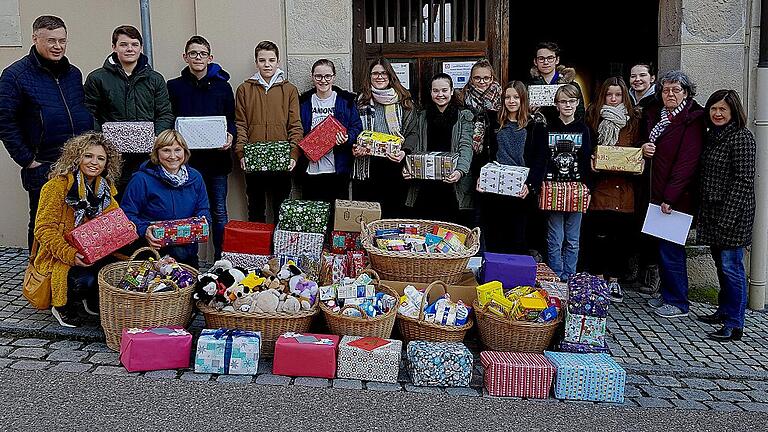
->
xmin=0 ymin=15 xmax=93 ymax=248
xmin=167 ymin=35 xmax=236 ymax=260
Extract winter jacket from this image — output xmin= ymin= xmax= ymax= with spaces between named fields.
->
xmin=84 ymin=53 xmax=174 ymax=134
xmin=644 ymin=99 xmax=705 ymax=215
xmin=528 ymin=65 xmax=585 ymax=124
xmin=298 ymin=86 xmax=363 ymax=175
xmin=0 ymin=47 xmax=93 ymax=168
xmin=402 ymin=107 xmax=475 ymax=209
xmin=33 ymin=173 xmax=119 ymax=307
xmin=697 ymin=122 xmax=756 ymax=247
xmin=121 ymin=161 xmax=211 ymax=238
xmin=589 ymin=125 xmax=641 ymax=213
xmin=167 ymin=64 xmax=236 ymax=176
xmin=530 ymin=117 xmax=594 ymax=192
xmin=234 ymin=72 xmax=303 ymax=161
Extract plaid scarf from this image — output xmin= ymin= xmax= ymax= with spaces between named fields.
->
xmin=157 ymin=164 xmax=189 ymax=188
xmin=65 ymin=171 xmax=112 ymax=227
xmin=463 ymin=81 xmax=502 ymax=113
xmin=649 ymin=101 xmax=687 ymax=143
xmin=353 ymin=90 xmax=404 ymax=180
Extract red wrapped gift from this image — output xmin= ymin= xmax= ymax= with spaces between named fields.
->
xmin=480 ymin=351 xmax=555 ymax=398
xmin=151 ymin=216 xmax=209 ymax=246
xmin=298 ymin=115 xmax=347 ymax=162
xmin=346 ymin=250 xmax=366 ymax=278
xmin=65 ymin=208 xmax=138 ymax=264
xmin=119 ymin=327 xmax=193 ymax=372
xmin=223 ymin=220 xmax=274 ymax=255
xmin=330 ymin=230 xmax=362 ymax=254
xmin=273 ymin=333 xmax=339 ymax=378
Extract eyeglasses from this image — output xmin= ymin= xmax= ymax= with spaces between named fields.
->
xmin=370 ymin=71 xmax=389 ymax=78
xmin=313 ymin=74 xmax=335 ymax=82
xmin=661 ymin=87 xmax=684 ymax=95
xmin=472 ymin=76 xmax=493 ymax=83
xmin=556 ymin=99 xmax=579 ymax=106
xmin=44 ymin=38 xmax=67 ymax=47
xmin=536 ymin=55 xmax=557 ymax=64
xmin=186 ymin=51 xmax=210 ymax=59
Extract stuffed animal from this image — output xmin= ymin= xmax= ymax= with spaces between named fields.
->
xmin=277 ymin=292 xmax=301 ymax=313
xmin=253 ymin=288 xmax=280 ymax=313
xmin=231 ymin=285 xmax=259 ymax=312
xmin=193 ymin=273 xmax=218 ymax=304
xmin=290 ymin=278 xmax=319 ymax=310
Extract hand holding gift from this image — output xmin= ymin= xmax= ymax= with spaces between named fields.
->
xmin=402 ymin=165 xmax=413 ymax=180
xmin=74 ymin=253 xmax=91 ymax=268
xmin=443 ymin=170 xmax=463 ymax=184
xmin=221 ymin=132 xmax=233 ymax=151
xmin=145 ymin=226 xmax=163 ymax=249
xmin=335 ymin=132 xmax=348 ymax=146
xmin=387 ymin=149 xmax=406 ymax=163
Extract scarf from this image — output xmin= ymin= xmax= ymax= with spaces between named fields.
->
xmin=426 ymin=103 xmax=459 ymax=152
xmin=464 ymin=81 xmax=503 ymax=113
xmin=157 ymin=164 xmax=189 ymax=188
xmin=597 ymin=105 xmax=628 ymax=146
xmin=353 ymin=88 xmax=404 ymax=180
xmin=64 ymin=171 xmax=112 ymax=227
xmin=649 ymin=100 xmax=687 ymax=143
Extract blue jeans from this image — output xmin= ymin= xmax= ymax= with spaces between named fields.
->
xmin=658 ymin=239 xmax=689 ymax=312
xmin=203 ymin=175 xmax=229 ymax=261
xmin=547 ymin=211 xmax=582 ymax=280
xmin=711 ymin=247 xmax=747 ymax=329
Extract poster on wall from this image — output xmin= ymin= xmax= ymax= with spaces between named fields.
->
xmin=391 ymin=63 xmax=410 ymax=89
xmin=442 ymin=61 xmax=475 ymax=89
xmin=528 ymin=84 xmax=565 ymax=107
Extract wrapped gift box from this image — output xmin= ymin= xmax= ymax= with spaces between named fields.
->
xmin=273 ymin=333 xmax=339 ymax=378
xmin=174 ymin=116 xmax=227 ymax=150
xmin=273 ymin=229 xmax=324 ymax=261
xmin=102 ymin=121 xmax=155 ymax=153
xmin=406 ymin=341 xmax=473 ymax=387
xmin=65 ymin=208 xmax=138 ymax=264
xmin=480 ymin=351 xmax=555 ymax=398
xmin=151 ymin=216 xmax=209 ymax=246
xmin=528 ymin=84 xmax=564 ymax=107
xmin=334 ymin=200 xmax=382 ymax=233
xmin=337 ymin=336 xmax=402 ymax=383
xmin=536 ymin=262 xmax=561 ymax=283
xmin=355 ymin=130 xmax=402 ymax=157
xmin=477 ymin=162 xmax=530 ymax=197
xmin=564 ymin=313 xmax=607 ymax=349
xmin=543 ymin=351 xmax=626 ymax=403
xmin=562 ymin=273 xmax=610 ymax=353
xmin=119 ymin=327 xmax=192 ymax=372
xmin=482 ymin=253 xmax=536 ymax=289
xmin=222 ymin=220 xmax=274 ymax=255
xmin=278 ymin=199 xmax=330 ymax=234
xmin=194 ymin=329 xmax=261 ymax=375
xmin=538 ymin=181 xmax=590 ymax=213
xmin=321 ymin=251 xmax=348 ymax=285
xmin=221 ymin=252 xmax=271 ymax=270
xmin=276 ymin=253 xmax=321 ymax=282
xmin=405 ymin=152 xmax=459 ymax=181
xmin=299 ymin=115 xmax=347 ymax=162
xmin=243 ymin=141 xmax=292 ymax=173
xmin=330 ymin=230 xmax=363 ymax=254
xmin=594 ymin=145 xmax=644 ymax=174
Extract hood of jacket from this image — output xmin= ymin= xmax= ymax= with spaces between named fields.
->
xmin=529 ymin=65 xmax=576 ymax=83
xmin=103 ymin=52 xmax=151 ymax=78
xmin=180 ymin=62 xmax=230 ymax=84
xmin=247 ymin=69 xmax=285 ymax=91
xmin=299 ymin=85 xmax=357 ymax=104
xmin=138 ymin=160 xmax=195 ymax=188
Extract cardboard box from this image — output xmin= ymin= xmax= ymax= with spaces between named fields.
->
xmin=381 ymin=271 xmax=478 ymax=306
xmin=594 ymin=145 xmax=644 ymax=174
xmin=334 ymin=200 xmax=382 ymax=232
xmin=482 ymin=253 xmax=536 ymax=289
xmin=120 ymin=327 xmax=192 ymax=372
xmin=174 ymin=116 xmax=227 ymax=149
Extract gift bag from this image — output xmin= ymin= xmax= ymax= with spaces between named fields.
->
xmin=102 ymin=121 xmax=155 ymax=153
xmin=65 ymin=208 xmax=138 ymax=264
xmin=243 ymin=141 xmax=292 ymax=173
xmin=538 ymin=181 xmax=590 ymax=213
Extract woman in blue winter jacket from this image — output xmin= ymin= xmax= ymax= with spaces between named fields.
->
xmin=121 ymin=130 xmax=211 ymax=267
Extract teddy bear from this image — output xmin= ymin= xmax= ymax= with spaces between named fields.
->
xmin=276 ymin=260 xmax=318 ymax=310
xmin=277 ymin=292 xmax=301 ymax=313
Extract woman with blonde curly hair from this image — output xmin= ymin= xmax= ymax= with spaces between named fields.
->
xmin=34 ymin=132 xmax=123 ymax=327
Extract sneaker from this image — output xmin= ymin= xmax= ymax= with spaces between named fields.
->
xmin=647 ymin=297 xmax=664 ymax=308
xmin=82 ymin=298 xmax=99 ymax=316
xmin=608 ymin=280 xmax=623 ymax=303
xmin=51 ymin=305 xmax=81 ymax=328
xmin=654 ymin=304 xmax=688 ymax=318
xmin=639 ymin=265 xmax=661 ymax=295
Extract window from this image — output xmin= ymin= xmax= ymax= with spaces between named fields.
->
xmin=364 ymin=0 xmax=486 ymax=44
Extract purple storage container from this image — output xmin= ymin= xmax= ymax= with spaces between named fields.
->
xmin=481 ymin=253 xmax=537 ymax=288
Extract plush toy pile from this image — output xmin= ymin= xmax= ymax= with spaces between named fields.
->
xmin=319 ymin=273 xmax=397 ymax=318
xmin=397 ymin=286 xmax=471 ymax=326
xmin=118 ymin=255 xmax=196 ymax=292
xmin=193 ymin=259 xmax=318 ymax=314
xmin=373 ymin=224 xmax=467 ymax=253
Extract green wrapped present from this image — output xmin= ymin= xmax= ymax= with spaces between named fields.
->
xmin=243 ymin=141 xmax=291 ymax=173
xmin=278 ymin=200 xmax=330 ymax=234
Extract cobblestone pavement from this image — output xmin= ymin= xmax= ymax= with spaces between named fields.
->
xmin=2 ymin=246 xmax=768 ymax=412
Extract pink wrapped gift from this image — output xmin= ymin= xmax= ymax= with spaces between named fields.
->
xmin=119 ymin=327 xmax=193 ymax=372
xmin=65 ymin=208 xmax=138 ymax=264
xmin=273 ymin=333 xmax=339 ymax=378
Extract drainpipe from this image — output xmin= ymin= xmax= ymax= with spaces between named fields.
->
xmin=139 ymin=0 xmax=154 ymax=67
xmin=748 ymin=0 xmax=768 ymax=310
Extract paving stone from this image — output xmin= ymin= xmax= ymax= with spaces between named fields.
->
xmin=365 ymin=382 xmax=402 ymax=392
xmin=738 ymin=402 xmax=768 ymax=413
xmin=445 ymin=387 xmax=480 ymax=397
xmin=92 ymin=366 xmax=133 ymax=376
xmin=624 ymin=385 xmax=642 ymax=398
xmin=674 ymin=388 xmax=713 ymax=401
xmin=46 ymin=349 xmax=88 ymax=362
xmin=705 ymin=401 xmax=743 ymax=412
xmin=254 ymin=374 xmax=291 ymax=386
xmin=747 ymin=381 xmax=768 ymax=392
xmin=682 ymin=378 xmax=720 ymax=390
xmin=0 ymin=345 xmax=12 ymax=357
xmin=88 ymin=352 xmax=121 ymax=366
xmin=0 ymin=358 xmax=13 ymax=368
xmin=144 ymin=370 xmax=179 ymax=379
xmin=12 ymin=338 xmax=48 ymax=347
xmin=715 ymin=379 xmax=750 ymax=391
xmin=648 ymin=375 xmax=681 ymax=387
xmin=405 ymin=384 xmax=444 ymax=395
xmin=625 ymin=374 xmax=649 ymax=385
xmin=640 ymin=385 xmax=676 ymax=399
xmin=0 ymin=337 xmax=14 ymax=345
xmin=333 ymin=379 xmax=363 ymax=390
xmin=49 ymin=362 xmax=93 ymax=373
xmin=82 ymin=342 xmax=111 ymax=353
xmin=180 ymin=372 xmax=211 ymax=382
xmin=9 ymin=347 xmax=47 ymax=359
xmin=743 ymin=390 xmax=768 ymax=403
xmin=48 ymin=340 xmax=84 ymax=351
xmin=670 ymin=399 xmax=708 ymax=410
xmin=216 ymin=375 xmax=253 ymax=384
xmin=9 ymin=360 xmax=50 ymax=370
xmin=711 ymin=390 xmax=751 ymax=402
xmin=294 ymin=377 xmax=330 ymax=388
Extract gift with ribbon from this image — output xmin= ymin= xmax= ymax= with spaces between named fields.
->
xmin=194 ymin=328 xmax=261 ymax=375
xmin=119 ymin=326 xmax=192 ymax=372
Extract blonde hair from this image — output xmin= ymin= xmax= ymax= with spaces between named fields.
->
xmin=150 ymin=130 xmax=191 ymax=166
xmin=49 ymin=132 xmax=122 ymax=182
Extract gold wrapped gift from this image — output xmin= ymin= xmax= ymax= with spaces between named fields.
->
xmin=594 ymin=146 xmax=644 ymax=174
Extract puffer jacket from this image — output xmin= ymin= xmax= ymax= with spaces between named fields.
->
xmin=84 ymin=53 xmax=174 ymax=134
xmin=0 ymin=47 xmax=93 ymax=168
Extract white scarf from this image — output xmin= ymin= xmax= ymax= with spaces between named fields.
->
xmin=597 ymin=105 xmax=628 ymax=146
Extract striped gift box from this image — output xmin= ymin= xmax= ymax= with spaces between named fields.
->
xmin=538 ymin=181 xmax=590 ymax=213
xmin=480 ymin=351 xmax=555 ymax=398
xmin=544 ymin=351 xmax=626 ymax=403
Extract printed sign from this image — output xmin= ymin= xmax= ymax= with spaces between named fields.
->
xmin=443 ymin=61 xmax=475 ymax=89
xmin=529 ymin=84 xmax=564 ymax=107
xmin=391 ymin=62 xmax=410 ymax=89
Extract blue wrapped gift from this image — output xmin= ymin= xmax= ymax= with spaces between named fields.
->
xmin=406 ymin=341 xmax=473 ymax=387
xmin=544 ymin=351 xmax=626 ymax=402
xmin=194 ymin=328 xmax=261 ymax=375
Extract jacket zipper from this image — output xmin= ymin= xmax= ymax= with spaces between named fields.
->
xmin=54 ymin=77 xmax=76 ymax=135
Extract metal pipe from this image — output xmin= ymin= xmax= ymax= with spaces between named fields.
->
xmin=748 ymin=0 xmax=768 ymax=310
xmin=139 ymin=0 xmax=154 ymax=67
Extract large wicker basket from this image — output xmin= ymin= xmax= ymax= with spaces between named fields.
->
xmin=396 ymin=281 xmax=473 ymax=343
xmin=360 ymin=219 xmax=480 ymax=284
xmin=97 ymin=247 xmax=197 ymax=351
xmin=319 ymin=270 xmax=398 ymax=338
xmin=474 ymin=300 xmax=561 ymax=353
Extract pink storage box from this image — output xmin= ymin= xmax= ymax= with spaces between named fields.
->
xmin=119 ymin=327 xmax=192 ymax=372
xmin=272 ymin=333 xmax=339 ymax=378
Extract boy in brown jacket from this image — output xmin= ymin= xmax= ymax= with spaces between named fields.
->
xmin=235 ymin=40 xmax=303 ymax=222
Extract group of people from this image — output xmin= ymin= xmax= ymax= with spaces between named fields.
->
xmin=0 ymin=16 xmax=755 ymax=342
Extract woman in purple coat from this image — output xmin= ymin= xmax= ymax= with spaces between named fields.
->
xmin=640 ymin=70 xmax=705 ymax=319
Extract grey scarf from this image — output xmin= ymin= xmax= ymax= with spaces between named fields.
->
xmin=597 ymin=105 xmax=628 ymax=146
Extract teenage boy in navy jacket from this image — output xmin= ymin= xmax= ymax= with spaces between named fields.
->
xmin=167 ymin=35 xmax=236 ymax=260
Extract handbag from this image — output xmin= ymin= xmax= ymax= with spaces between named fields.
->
xmin=22 ymin=240 xmax=52 ymax=310
xmin=538 ymin=181 xmax=590 ymax=213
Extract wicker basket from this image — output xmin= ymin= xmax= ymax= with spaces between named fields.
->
xmin=319 ymin=269 xmax=398 ymax=338
xmin=360 ymin=219 xmax=480 ymax=284
xmin=473 ymin=300 xmax=561 ymax=353
xmin=396 ymin=281 xmax=473 ymax=343
xmin=97 ymin=247 xmax=197 ymax=351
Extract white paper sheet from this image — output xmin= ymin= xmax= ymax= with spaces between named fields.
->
xmin=641 ymin=204 xmax=693 ymax=245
